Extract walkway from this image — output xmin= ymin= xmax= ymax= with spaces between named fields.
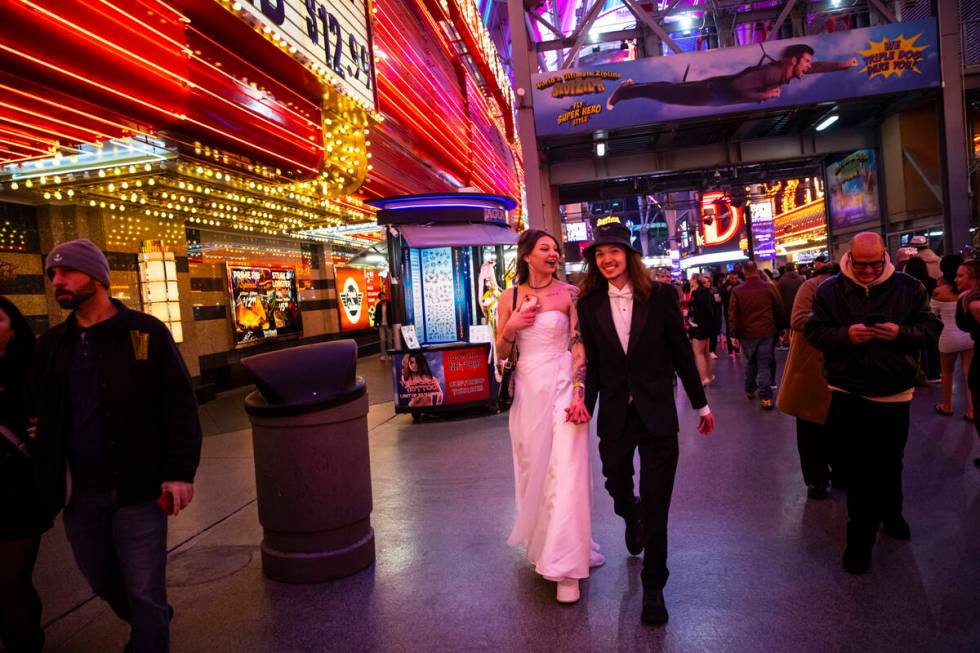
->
xmin=29 ymin=352 xmax=980 ymax=652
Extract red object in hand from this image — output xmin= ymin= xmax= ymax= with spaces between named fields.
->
xmin=157 ymin=490 xmax=175 ymax=516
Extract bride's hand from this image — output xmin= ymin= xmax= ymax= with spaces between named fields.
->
xmin=507 ymin=305 xmax=538 ymax=332
xmin=565 ymin=398 xmax=591 ymax=424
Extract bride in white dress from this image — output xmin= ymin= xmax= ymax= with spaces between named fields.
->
xmin=495 ymin=229 xmax=602 ymax=604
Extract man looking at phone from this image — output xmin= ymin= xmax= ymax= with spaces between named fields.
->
xmin=30 ymin=239 xmax=202 ymax=652
xmin=805 ymin=232 xmax=941 ymax=574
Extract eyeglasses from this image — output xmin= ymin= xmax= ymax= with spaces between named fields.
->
xmin=852 ymin=257 xmax=885 ymax=271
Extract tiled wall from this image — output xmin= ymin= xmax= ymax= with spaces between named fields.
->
xmin=0 ymin=202 xmax=47 ymax=333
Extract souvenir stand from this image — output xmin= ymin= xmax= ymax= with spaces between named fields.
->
xmin=366 ymin=193 xmax=518 ymax=417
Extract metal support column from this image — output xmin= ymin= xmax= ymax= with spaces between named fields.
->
xmin=937 ymin=0 xmax=971 ymax=253
xmin=508 ymin=0 xmax=561 ymax=238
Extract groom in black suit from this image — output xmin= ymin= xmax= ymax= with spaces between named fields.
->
xmin=573 ymin=218 xmax=715 ymax=625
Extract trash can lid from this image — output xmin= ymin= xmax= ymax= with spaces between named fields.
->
xmin=242 ymin=340 xmax=367 ymax=417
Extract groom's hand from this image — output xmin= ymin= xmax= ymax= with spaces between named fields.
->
xmin=565 ymin=399 xmax=591 ymax=424
xmin=697 ymin=411 xmax=715 ymax=435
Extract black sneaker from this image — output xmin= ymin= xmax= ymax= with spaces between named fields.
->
xmin=841 ymin=545 xmax=871 ymax=574
xmin=882 ymin=515 xmax=911 ymax=540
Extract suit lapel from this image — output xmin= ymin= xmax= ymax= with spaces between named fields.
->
xmin=591 ymin=293 xmax=624 ymax=358
xmin=626 ymin=293 xmax=650 ymax=359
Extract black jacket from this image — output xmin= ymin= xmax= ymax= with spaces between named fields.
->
xmin=30 ymin=300 xmax=202 ymax=518
xmin=1 ymin=346 xmax=50 ymax=537
xmin=805 ymin=271 xmax=942 ymax=397
xmin=578 ymin=282 xmax=707 ymax=439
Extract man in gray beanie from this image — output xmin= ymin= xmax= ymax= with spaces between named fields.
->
xmin=31 ymin=238 xmax=201 ymax=653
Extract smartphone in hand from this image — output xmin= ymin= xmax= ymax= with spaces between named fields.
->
xmin=863 ymin=313 xmax=886 ymax=328
xmin=156 ymin=490 xmax=175 ymax=516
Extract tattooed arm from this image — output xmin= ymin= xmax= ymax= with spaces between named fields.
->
xmin=565 ymin=284 xmax=592 ymax=424
xmin=568 ymin=285 xmax=587 ymax=395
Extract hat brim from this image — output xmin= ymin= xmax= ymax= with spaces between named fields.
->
xmin=583 ymin=238 xmax=635 ymax=258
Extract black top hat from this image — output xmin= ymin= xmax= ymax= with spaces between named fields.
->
xmin=584 ymin=217 xmax=635 ymax=257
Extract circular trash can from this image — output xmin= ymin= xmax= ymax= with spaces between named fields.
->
xmin=243 ymin=340 xmax=374 ymax=583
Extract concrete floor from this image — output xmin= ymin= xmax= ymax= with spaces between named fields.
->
xmin=27 ymin=352 xmax=980 ymax=652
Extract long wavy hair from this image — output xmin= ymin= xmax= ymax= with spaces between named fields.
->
xmin=579 ymin=244 xmax=653 ymax=302
xmin=0 ymin=295 xmax=36 ymax=367
xmin=515 ymin=229 xmax=561 ymax=285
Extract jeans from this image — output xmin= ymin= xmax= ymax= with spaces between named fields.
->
xmin=378 ymin=325 xmax=393 ymax=358
xmin=741 ymin=336 xmax=775 ymax=400
xmin=63 ymin=486 xmax=170 ymax=653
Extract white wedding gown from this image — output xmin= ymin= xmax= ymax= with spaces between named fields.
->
xmin=507 ymin=310 xmax=602 ymax=580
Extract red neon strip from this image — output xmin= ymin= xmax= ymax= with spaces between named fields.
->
xmin=0 ymin=136 xmax=51 ymax=155
xmin=0 ymin=44 xmax=320 ymax=174
xmin=0 ymin=100 xmax=118 ymax=141
xmin=23 ymin=1 xmax=318 ymax=145
xmin=0 ymin=114 xmax=100 ymax=146
xmin=0 ymin=124 xmax=60 ymax=148
xmin=0 ymin=83 xmax=155 ymax=141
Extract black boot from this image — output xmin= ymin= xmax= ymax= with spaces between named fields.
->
xmin=841 ymin=523 xmax=873 ymax=575
xmin=641 ymin=588 xmax=668 ymax=625
xmin=882 ymin=515 xmax=911 ymax=540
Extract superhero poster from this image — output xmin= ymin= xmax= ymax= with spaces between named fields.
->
xmin=531 ymin=19 xmax=939 ymax=137
xmin=228 ymin=266 xmax=302 ymax=347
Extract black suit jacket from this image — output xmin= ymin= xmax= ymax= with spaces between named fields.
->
xmin=578 ymin=282 xmax=707 ymax=439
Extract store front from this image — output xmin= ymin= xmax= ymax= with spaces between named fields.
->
xmin=0 ymin=0 xmax=522 ymax=397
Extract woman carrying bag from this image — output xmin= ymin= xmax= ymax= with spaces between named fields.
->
xmin=777 ymin=263 xmax=839 ymax=500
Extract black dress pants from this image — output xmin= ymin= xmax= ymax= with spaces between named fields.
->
xmin=827 ymin=391 xmax=910 ymax=547
xmin=796 ymin=417 xmax=831 ymax=488
xmin=598 ymin=403 xmax=679 ymax=591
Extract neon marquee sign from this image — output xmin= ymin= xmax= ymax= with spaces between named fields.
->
xmin=701 ymin=191 xmax=743 ymax=247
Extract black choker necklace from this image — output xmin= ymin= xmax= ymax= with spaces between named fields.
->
xmin=528 ymin=279 xmax=554 ymax=290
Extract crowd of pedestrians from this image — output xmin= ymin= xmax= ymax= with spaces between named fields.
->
xmin=663 ymin=231 xmax=978 ymax=574
xmin=2 ymin=231 xmax=979 ymax=648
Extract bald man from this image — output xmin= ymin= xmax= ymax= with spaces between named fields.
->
xmin=805 ymin=233 xmax=941 ymax=574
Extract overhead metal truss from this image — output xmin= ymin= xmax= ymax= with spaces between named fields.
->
xmin=492 ymin=0 xmax=899 ymax=75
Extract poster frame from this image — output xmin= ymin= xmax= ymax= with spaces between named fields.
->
xmin=226 ymin=263 xmax=304 ymax=350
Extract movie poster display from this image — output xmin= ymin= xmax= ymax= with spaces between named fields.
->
xmin=826 ymin=149 xmax=881 ymax=230
xmin=532 ymin=19 xmax=939 ymax=137
xmin=336 ymin=266 xmax=385 ymax=332
xmin=392 ymin=346 xmax=492 ymax=409
xmin=229 ymin=266 xmax=302 ymax=347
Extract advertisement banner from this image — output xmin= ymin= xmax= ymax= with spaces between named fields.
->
xmin=229 ymin=266 xmax=302 ymax=347
xmin=336 ymin=266 xmax=385 ymax=332
xmin=392 ymin=346 xmax=492 ymax=409
xmin=749 ymin=201 xmax=777 ymax=258
xmin=532 ymin=19 xmax=939 ymax=137
xmin=826 ymin=149 xmax=881 ymax=230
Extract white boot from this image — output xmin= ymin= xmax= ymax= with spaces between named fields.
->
xmin=556 ymin=578 xmax=580 ymax=604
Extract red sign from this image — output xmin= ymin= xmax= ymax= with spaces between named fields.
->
xmin=701 ymin=191 xmax=744 ymax=247
xmin=336 ymin=266 xmax=385 ymax=332
xmin=442 ymin=347 xmax=490 ymax=404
